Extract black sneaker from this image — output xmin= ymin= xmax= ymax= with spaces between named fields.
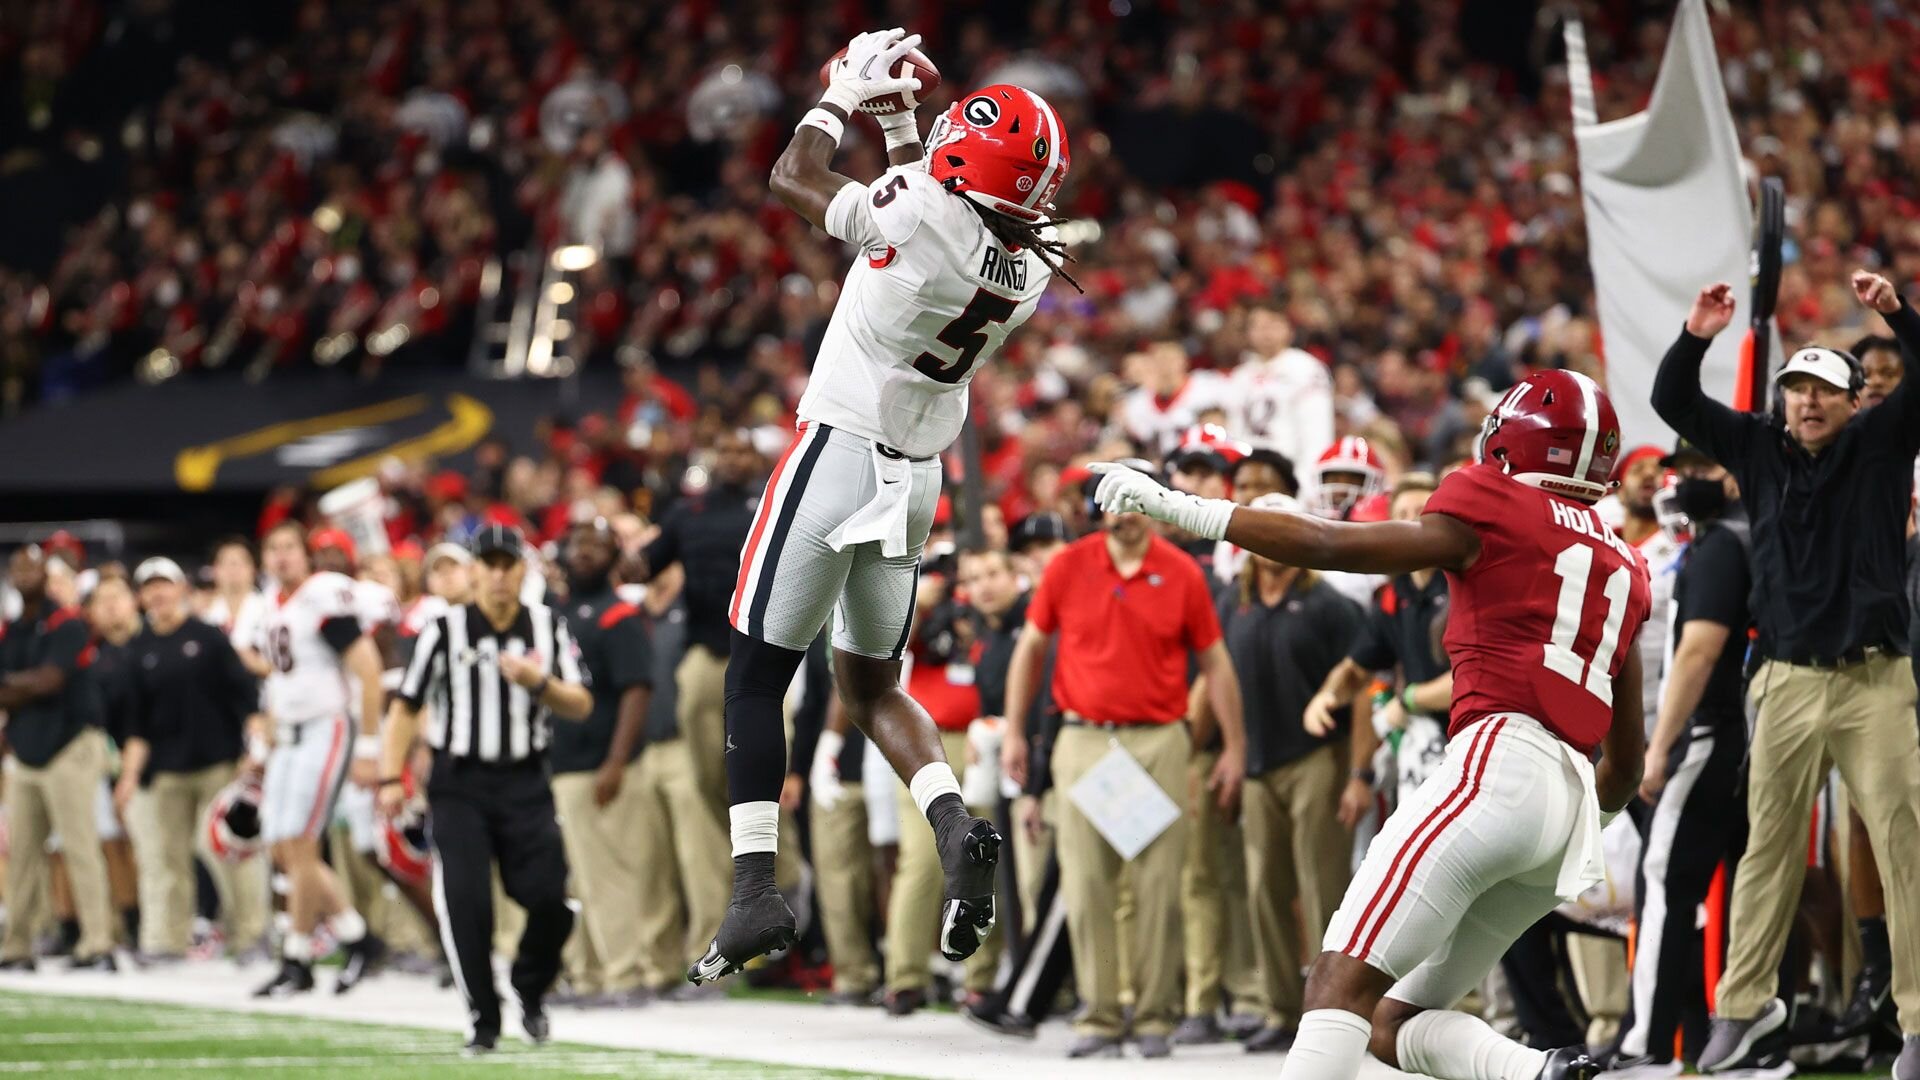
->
xmin=522 ymin=1006 xmax=551 ymax=1045
xmin=253 ymin=959 xmax=315 ymax=998
xmin=463 ymin=1029 xmax=499 ymax=1056
xmin=1838 ymin=964 xmax=1894 ymax=1038
xmin=66 ymin=953 xmax=117 ymax=973
xmin=1538 ymin=1047 xmax=1601 ymax=1079
xmin=883 ymin=988 xmax=925 ymax=1017
xmin=333 ymin=933 xmax=386 ymax=995
xmin=686 ymin=889 xmax=797 ymax=985
xmin=1594 ymin=1052 xmax=1680 ymax=1078
xmin=0 ymin=957 xmax=36 ymax=973
xmin=938 ymin=817 xmax=1001 ymax=962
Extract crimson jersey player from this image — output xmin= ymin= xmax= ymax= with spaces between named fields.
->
xmin=1093 ymin=368 xmax=1650 ymax=1080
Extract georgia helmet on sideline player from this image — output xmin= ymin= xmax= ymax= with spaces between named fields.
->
xmin=374 ymin=780 xmax=431 ymax=888
xmin=1473 ymin=368 xmax=1623 ymax=502
xmin=204 ymin=775 xmax=265 ymax=863
xmin=1306 ymin=436 xmax=1387 ymax=519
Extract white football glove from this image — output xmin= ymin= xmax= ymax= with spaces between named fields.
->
xmin=809 ymin=729 xmax=848 ymax=810
xmin=1088 ymin=462 xmax=1237 ymax=540
xmin=821 ymin=28 xmax=924 ymax=115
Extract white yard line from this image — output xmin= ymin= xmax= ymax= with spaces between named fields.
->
xmin=0 ymin=964 xmax=1423 ymax=1078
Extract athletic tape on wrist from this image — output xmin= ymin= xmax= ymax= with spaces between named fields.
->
xmin=798 ymin=107 xmax=845 ymax=147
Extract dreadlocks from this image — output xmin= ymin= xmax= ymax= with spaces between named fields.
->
xmin=969 ymin=202 xmax=1082 ymax=294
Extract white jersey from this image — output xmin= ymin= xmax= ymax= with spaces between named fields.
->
xmin=255 ymin=570 xmax=362 ymax=724
xmin=207 ymin=590 xmax=271 ymax=652
xmin=1120 ymin=370 xmax=1233 ymax=458
xmin=799 ymin=165 xmax=1053 ymax=459
xmin=352 ymin=579 xmax=400 ymax=633
xmin=1229 ymin=347 xmax=1334 ymax=465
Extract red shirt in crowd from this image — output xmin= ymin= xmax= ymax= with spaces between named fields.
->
xmin=1027 ymin=532 xmax=1223 ymax=724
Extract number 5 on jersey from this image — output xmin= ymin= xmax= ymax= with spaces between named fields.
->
xmin=913 ymin=288 xmax=1019 ymax=384
xmin=1543 ymin=543 xmax=1633 ymax=705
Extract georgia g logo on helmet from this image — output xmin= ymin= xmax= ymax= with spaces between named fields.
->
xmin=962 ymin=95 xmax=1000 ymax=126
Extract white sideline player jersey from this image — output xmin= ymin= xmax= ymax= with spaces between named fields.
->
xmin=254 ymin=570 xmax=361 ymax=724
xmin=209 ymin=590 xmax=271 ymax=651
xmin=799 ymin=165 xmax=1053 ymax=459
xmin=352 ymin=579 xmax=400 ymax=634
xmin=1228 ymin=347 xmax=1335 ymax=466
xmin=1120 ymin=370 xmax=1233 ymax=458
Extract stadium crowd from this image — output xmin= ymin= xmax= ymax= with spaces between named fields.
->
xmin=5 ymin=0 xmax=1920 ymax=1071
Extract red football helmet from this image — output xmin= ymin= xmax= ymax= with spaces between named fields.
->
xmin=927 ymin=85 xmax=1070 ymax=223
xmin=1474 ymin=369 xmax=1622 ymax=503
xmin=1306 ymin=437 xmax=1386 ymax=519
xmin=1168 ymin=423 xmax=1251 ymax=473
xmin=204 ymin=775 xmax=264 ymax=863
xmin=376 ymin=795 xmax=431 ymax=889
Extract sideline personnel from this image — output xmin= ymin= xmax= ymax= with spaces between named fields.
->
xmin=1654 ymin=273 xmax=1920 ymax=1076
xmin=380 ymin=525 xmax=592 ymax=1054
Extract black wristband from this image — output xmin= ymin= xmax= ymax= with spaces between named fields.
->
xmin=1351 ymin=766 xmax=1377 ymax=787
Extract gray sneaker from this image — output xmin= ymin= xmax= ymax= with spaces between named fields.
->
xmin=1135 ymin=1033 xmax=1172 ymax=1059
xmin=1896 ymin=1034 xmax=1920 ymax=1080
xmin=1170 ymin=1014 xmax=1222 ymax=1045
xmin=1066 ymin=1034 xmax=1123 ymax=1059
xmin=1697 ymin=998 xmax=1790 ymax=1074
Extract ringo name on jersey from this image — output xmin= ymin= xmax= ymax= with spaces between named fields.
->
xmin=977 ymin=246 xmax=1027 ymax=292
xmin=1548 ymin=498 xmax=1635 ymax=563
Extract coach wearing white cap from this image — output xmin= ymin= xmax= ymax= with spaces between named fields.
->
xmin=1654 ymin=271 xmax=1920 ymax=1076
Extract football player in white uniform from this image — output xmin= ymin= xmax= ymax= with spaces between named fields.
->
xmin=1229 ymin=302 xmax=1335 ymax=467
xmin=247 ymin=522 xmax=388 ymax=997
xmin=690 ymin=29 xmax=1074 ymax=984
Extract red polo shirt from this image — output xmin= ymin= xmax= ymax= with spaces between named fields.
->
xmin=1028 ymin=532 xmax=1222 ymax=724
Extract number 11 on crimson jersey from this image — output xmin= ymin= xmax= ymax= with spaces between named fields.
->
xmin=1543 ymin=544 xmax=1634 ymax=706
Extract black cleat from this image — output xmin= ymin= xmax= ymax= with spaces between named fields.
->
xmin=938 ymin=817 xmax=1001 ymax=962
xmin=686 ymin=889 xmax=796 ymax=985
xmin=1538 ymin=1046 xmax=1602 ymax=1079
xmin=1838 ymin=963 xmax=1894 ymax=1038
xmin=522 ymin=1007 xmax=551 ymax=1045
xmin=463 ymin=1029 xmax=499 ymax=1056
xmin=66 ymin=953 xmax=117 ymax=973
xmin=253 ymin=959 xmax=315 ymax=998
xmin=0 ymin=957 xmax=36 ymax=973
xmin=334 ymin=933 xmax=386 ymax=995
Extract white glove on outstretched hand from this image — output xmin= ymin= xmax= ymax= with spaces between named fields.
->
xmin=1089 ymin=462 xmax=1236 ymax=540
xmin=821 ymin=28 xmax=924 ymax=114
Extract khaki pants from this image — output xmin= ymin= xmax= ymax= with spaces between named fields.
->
xmin=886 ymin=729 xmax=1002 ymax=994
xmin=812 ymin=785 xmax=878 ymax=994
xmin=1242 ymin=744 xmax=1351 ymax=1028
xmin=1718 ymin=655 xmax=1920 ymax=1029
xmin=2 ymin=730 xmax=114 ymax=961
xmin=676 ymin=645 xmax=729 ymax=818
xmin=130 ymin=761 xmax=269 ymax=954
xmin=1053 ymin=723 xmax=1190 ymax=1038
xmin=1183 ymin=749 xmax=1265 ymax=1020
xmin=553 ymin=759 xmax=648 ymax=995
xmin=632 ymin=739 xmax=732 ymax=987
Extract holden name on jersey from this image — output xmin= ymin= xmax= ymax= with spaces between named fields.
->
xmin=1547 ymin=498 xmax=1637 ymax=564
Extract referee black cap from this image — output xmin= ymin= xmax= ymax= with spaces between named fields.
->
xmin=469 ymin=523 xmax=526 ymax=560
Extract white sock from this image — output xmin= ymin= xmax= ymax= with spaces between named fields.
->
xmin=282 ymin=931 xmax=312 ymax=962
xmin=730 ymin=801 xmax=780 ymax=856
xmin=1278 ymin=1008 xmax=1373 ymax=1080
xmin=1396 ymin=1008 xmax=1547 ymax=1080
xmin=908 ymin=762 xmax=962 ymax=818
xmin=331 ymin=908 xmax=367 ymax=945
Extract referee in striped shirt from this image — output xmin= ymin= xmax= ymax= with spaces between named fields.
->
xmin=378 ymin=525 xmax=592 ymax=1054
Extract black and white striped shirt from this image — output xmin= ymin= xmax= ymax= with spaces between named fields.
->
xmin=397 ymin=602 xmax=587 ymax=763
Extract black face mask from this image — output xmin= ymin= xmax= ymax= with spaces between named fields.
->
xmin=1673 ymin=476 xmax=1728 ymax=522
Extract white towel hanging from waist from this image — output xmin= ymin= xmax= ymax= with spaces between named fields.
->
xmin=823 ymin=443 xmax=913 ymax=557
xmin=1553 ymin=740 xmax=1607 ymax=899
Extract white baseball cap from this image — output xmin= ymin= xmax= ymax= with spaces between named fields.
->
xmin=1775 ymin=347 xmax=1858 ymax=393
xmin=134 ymin=557 xmax=187 ymax=586
xmin=424 ymin=542 xmax=472 ymax=568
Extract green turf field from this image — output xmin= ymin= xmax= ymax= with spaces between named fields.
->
xmin=0 ymin=990 xmax=904 ymax=1078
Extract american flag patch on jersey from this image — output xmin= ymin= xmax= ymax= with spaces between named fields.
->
xmin=1546 ymin=447 xmax=1573 ymax=464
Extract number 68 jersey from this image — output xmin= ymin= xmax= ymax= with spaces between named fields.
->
xmin=799 ymin=164 xmax=1052 ymax=459
xmin=252 ymin=570 xmax=364 ymax=725
xmin=1425 ymin=463 xmax=1652 ymax=755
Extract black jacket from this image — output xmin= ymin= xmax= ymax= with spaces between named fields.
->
xmin=124 ymin=618 xmax=256 ymax=779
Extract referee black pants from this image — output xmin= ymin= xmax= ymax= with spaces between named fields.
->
xmin=428 ymin=754 xmax=574 ymax=1036
xmin=1618 ymin=721 xmax=1747 ymax=1062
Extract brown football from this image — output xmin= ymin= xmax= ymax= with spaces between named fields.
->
xmin=818 ymin=45 xmax=940 ymax=117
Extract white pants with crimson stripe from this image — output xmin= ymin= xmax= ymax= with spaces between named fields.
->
xmin=261 ymin=713 xmax=354 ymax=844
xmin=730 ymin=422 xmax=942 ymax=658
xmin=1325 ymin=713 xmax=1589 ymax=1009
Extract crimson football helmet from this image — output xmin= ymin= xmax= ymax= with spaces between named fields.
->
xmin=376 ymin=799 xmax=431 ymax=888
xmin=1306 ymin=437 xmax=1386 ymax=519
xmin=1474 ymin=369 xmax=1622 ymax=503
xmin=204 ymin=775 xmax=264 ymax=863
xmin=927 ymin=85 xmax=1070 ymax=223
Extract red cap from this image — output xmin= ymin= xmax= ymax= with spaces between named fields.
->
xmin=392 ymin=538 xmax=425 ymax=562
xmin=1611 ymin=444 xmax=1665 ymax=483
xmin=308 ymin=527 xmax=358 ymax=567
xmin=428 ymin=470 xmax=469 ymax=503
xmin=43 ymin=529 xmax=84 ymax=565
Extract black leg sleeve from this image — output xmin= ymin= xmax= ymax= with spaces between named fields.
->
xmin=723 ymin=629 xmax=807 ymax=806
xmin=496 ymin=779 xmax=575 ymax=1007
xmin=428 ymin=793 xmax=500 ymax=1034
